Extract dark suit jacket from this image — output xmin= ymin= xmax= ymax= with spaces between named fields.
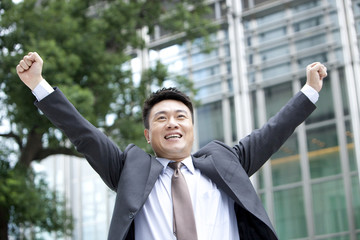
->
xmin=35 ymin=88 xmax=316 ymax=240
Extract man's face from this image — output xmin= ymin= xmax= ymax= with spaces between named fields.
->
xmin=144 ymin=99 xmax=194 ymax=161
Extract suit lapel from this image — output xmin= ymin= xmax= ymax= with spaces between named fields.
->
xmin=143 ymin=156 xmax=164 ymax=197
xmin=109 ymin=147 xmax=163 ymax=239
xmin=192 ymin=155 xmax=239 ymax=201
xmin=192 ymin=153 xmax=275 ymax=234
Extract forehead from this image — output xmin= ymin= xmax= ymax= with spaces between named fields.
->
xmin=150 ymin=99 xmax=190 ymax=116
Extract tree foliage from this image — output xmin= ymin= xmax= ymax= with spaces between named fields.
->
xmin=0 ymin=158 xmax=73 ymax=239
xmin=0 ymin=0 xmax=216 ymax=238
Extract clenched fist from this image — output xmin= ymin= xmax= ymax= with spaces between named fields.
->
xmin=16 ymin=52 xmax=44 ymax=90
xmin=306 ymin=62 xmax=327 ymax=92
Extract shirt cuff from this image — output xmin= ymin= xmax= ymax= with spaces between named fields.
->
xmin=301 ymin=84 xmax=319 ymax=104
xmin=32 ymin=79 xmax=54 ymax=101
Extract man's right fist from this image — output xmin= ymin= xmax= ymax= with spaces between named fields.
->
xmin=16 ymin=52 xmax=44 ymax=90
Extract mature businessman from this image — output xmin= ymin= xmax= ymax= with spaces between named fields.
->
xmin=16 ymin=52 xmax=327 ymax=240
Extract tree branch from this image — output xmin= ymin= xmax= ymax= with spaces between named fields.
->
xmin=35 ymin=147 xmax=83 ymax=161
xmin=0 ymin=132 xmax=23 ymax=149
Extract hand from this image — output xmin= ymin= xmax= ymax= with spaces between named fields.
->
xmin=306 ymin=62 xmax=327 ymax=92
xmin=16 ymin=52 xmax=44 ymax=90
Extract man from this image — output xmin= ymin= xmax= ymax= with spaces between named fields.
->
xmin=16 ymin=52 xmax=327 ymax=240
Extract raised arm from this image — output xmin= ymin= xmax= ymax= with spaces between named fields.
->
xmin=235 ymin=62 xmax=327 ymax=176
xmin=16 ymin=52 xmax=125 ymax=190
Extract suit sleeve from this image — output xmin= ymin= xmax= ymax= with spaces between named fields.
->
xmin=35 ymin=88 xmax=124 ymax=191
xmin=233 ymin=91 xmax=316 ymax=176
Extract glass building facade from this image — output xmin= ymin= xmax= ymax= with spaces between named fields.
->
xmin=240 ymin=0 xmax=360 ymax=239
xmin=33 ymin=156 xmax=115 ymax=240
xmin=36 ymin=0 xmax=360 ymax=239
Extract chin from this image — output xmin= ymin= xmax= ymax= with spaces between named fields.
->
xmin=165 ymin=150 xmax=187 ymax=158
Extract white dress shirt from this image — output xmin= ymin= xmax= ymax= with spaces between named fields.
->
xmin=135 ymin=156 xmax=240 ymax=240
xmin=32 ymin=80 xmax=319 ymax=239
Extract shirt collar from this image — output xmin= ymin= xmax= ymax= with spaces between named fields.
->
xmin=156 ymin=155 xmax=194 ymax=175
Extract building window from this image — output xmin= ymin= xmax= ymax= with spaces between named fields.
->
xmin=192 ymin=65 xmax=220 ymax=82
xmin=243 ymin=20 xmax=251 ymax=30
xmin=256 ymin=10 xmax=285 ymax=25
xmin=226 ymin=62 xmax=232 ymax=74
xmin=195 ymin=81 xmax=222 ymax=99
xmin=292 ymin=0 xmax=320 ymax=14
xmin=259 ymin=26 xmax=287 ymax=43
xmin=274 ymin=187 xmax=308 ymax=239
xmin=265 ymin=83 xmax=301 ymax=186
xmin=297 ymin=53 xmax=327 ymax=69
xmin=247 ymin=36 xmax=252 ymax=46
xmin=327 ymin=0 xmax=337 ymax=7
xmin=329 ymin=12 xmax=340 ymax=27
xmin=295 ymin=35 xmax=326 ymax=51
xmin=351 ymin=175 xmax=360 ymax=230
xmin=262 ymin=62 xmax=290 ymax=81
xmin=356 ymin=19 xmax=360 ymax=37
xmin=339 ymin=68 xmax=350 ymax=116
xmin=271 ymin=134 xmax=301 ymax=186
xmin=346 ymin=121 xmax=356 ymax=172
xmin=260 ymin=45 xmax=289 ymax=62
xmin=158 ymin=44 xmax=186 ymax=61
xmin=264 ymin=82 xmax=292 ymax=118
xmin=254 ymin=0 xmax=272 ymax=6
xmin=242 ymin=0 xmax=249 ymax=10
xmin=307 ymin=124 xmax=341 ymax=179
xmin=197 ymin=101 xmax=224 ymax=147
xmin=332 ymin=30 xmax=342 ymax=47
xmin=312 ymin=178 xmax=349 ymax=235
xmin=229 ymin=97 xmax=237 ymax=142
xmin=248 ymin=71 xmax=256 ymax=83
xmin=248 ymin=53 xmax=253 ymax=64
xmin=293 ymin=16 xmax=323 ymax=32
xmin=191 ymin=49 xmax=218 ymax=64
xmin=223 ymin=43 xmax=231 ymax=57
xmin=250 ymin=91 xmax=259 ymax=129
xmin=354 ymin=2 xmax=360 ymax=16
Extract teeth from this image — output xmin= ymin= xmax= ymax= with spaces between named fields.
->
xmin=165 ymin=134 xmax=181 ymax=139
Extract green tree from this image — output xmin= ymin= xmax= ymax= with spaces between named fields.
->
xmin=0 ymin=157 xmax=73 ymax=239
xmin=0 ymin=0 xmax=216 ymax=238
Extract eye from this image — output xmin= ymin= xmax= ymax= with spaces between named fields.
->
xmin=157 ymin=116 xmax=166 ymax=120
xmin=177 ymin=114 xmax=186 ymax=119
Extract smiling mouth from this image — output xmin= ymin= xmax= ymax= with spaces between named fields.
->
xmin=164 ymin=134 xmax=182 ymax=139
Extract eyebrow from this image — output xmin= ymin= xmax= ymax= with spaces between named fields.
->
xmin=153 ymin=109 xmax=189 ymax=118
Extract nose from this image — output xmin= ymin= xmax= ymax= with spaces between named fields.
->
xmin=167 ymin=117 xmax=179 ymax=129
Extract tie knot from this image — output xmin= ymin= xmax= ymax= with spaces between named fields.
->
xmin=168 ymin=161 xmax=182 ymax=170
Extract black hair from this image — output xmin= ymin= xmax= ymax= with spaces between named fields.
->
xmin=142 ymin=87 xmax=194 ymax=129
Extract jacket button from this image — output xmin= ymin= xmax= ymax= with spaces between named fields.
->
xmin=129 ymin=212 xmax=135 ymax=219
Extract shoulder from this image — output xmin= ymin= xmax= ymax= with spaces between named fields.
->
xmin=123 ymin=144 xmax=153 ymax=160
xmin=193 ymin=140 xmax=238 ymax=159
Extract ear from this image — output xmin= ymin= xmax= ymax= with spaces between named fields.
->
xmin=144 ymin=129 xmax=150 ymax=144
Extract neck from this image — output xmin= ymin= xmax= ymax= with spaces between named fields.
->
xmin=157 ymin=155 xmax=191 ymax=162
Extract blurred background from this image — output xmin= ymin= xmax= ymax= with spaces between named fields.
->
xmin=1 ymin=0 xmax=360 ymax=239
